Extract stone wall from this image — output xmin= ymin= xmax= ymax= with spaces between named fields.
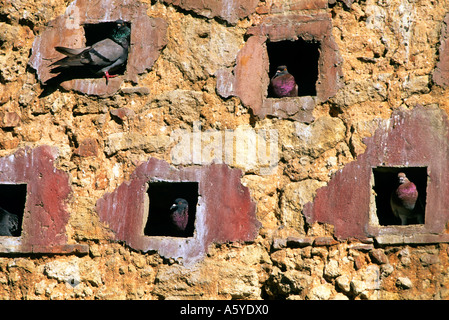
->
xmin=1 ymin=0 xmax=449 ymax=300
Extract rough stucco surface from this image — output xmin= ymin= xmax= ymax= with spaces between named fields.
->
xmin=2 ymin=0 xmax=449 ymax=301
xmin=433 ymin=13 xmax=449 ymax=87
xmin=161 ymin=0 xmax=260 ymax=24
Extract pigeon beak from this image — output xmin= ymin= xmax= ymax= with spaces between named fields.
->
xmin=170 ymin=204 xmax=177 ymax=210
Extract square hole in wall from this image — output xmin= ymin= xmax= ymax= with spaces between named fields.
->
xmin=267 ymin=39 xmax=320 ymax=98
xmin=144 ymin=182 xmax=198 ymax=238
xmin=372 ymin=167 xmax=427 ymax=226
xmin=0 ymin=184 xmax=26 ymax=237
xmin=54 ymin=21 xmax=132 ymax=81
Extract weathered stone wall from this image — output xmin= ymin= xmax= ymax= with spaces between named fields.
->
xmin=0 ymin=0 xmax=449 ymax=300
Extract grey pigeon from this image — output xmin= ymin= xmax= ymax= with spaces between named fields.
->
xmin=270 ymin=65 xmax=298 ymax=98
xmin=390 ymin=172 xmax=423 ymax=225
xmin=0 ymin=207 xmax=19 ymax=236
xmin=170 ymin=198 xmax=189 ymax=232
xmin=51 ymin=20 xmax=131 ymax=84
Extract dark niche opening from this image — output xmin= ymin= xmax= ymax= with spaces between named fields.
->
xmin=267 ymin=38 xmax=320 ymax=97
xmin=0 ymin=184 xmax=26 ymax=237
xmin=144 ymin=181 xmax=198 ymax=238
xmin=372 ymin=167 xmax=427 ymax=226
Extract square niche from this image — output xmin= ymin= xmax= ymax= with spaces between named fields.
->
xmin=267 ymin=39 xmax=320 ymax=98
xmin=144 ymin=181 xmax=198 ymax=238
xmin=216 ymin=13 xmax=344 ymax=122
xmin=371 ymin=167 xmax=428 ymax=226
xmin=29 ymin=0 xmax=168 ymax=97
xmin=0 ymin=184 xmax=27 ymax=237
xmin=96 ymin=158 xmax=260 ymax=265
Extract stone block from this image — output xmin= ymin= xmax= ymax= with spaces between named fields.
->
xmin=0 ymin=111 xmax=20 ymax=128
xmin=396 ymin=277 xmax=413 ymax=289
xmin=110 ymin=108 xmax=135 ymax=122
xmin=313 ymin=236 xmax=338 ymax=246
xmin=286 ymin=236 xmax=314 ymax=248
xmin=369 ymin=249 xmax=388 ymax=265
xmin=104 ymin=132 xmax=170 ymax=156
xmin=74 ymin=138 xmax=99 ymax=157
xmin=216 ymin=35 xmax=269 ymax=115
xmin=294 ymin=117 xmax=347 ymax=158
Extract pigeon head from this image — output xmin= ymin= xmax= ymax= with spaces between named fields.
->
xmin=397 ymin=172 xmax=409 ymax=184
xmin=111 ymin=20 xmax=131 ymax=43
xmin=274 ymin=65 xmax=289 ymax=77
xmin=171 ymin=198 xmax=189 ymax=211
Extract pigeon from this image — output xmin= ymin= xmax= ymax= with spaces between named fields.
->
xmin=170 ymin=198 xmax=189 ymax=232
xmin=50 ymin=20 xmax=131 ymax=84
xmin=390 ymin=172 xmax=423 ymax=225
xmin=0 ymin=207 xmax=19 ymax=236
xmin=270 ymin=65 xmax=298 ymax=98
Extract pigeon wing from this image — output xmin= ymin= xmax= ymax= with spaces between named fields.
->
xmin=86 ymin=38 xmax=128 ymax=68
xmin=0 ymin=208 xmax=17 ymax=236
xmin=54 ymin=46 xmax=90 ymax=57
xmin=51 ymin=39 xmax=127 ymax=70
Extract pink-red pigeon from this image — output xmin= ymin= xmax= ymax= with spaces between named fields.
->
xmin=170 ymin=198 xmax=189 ymax=231
xmin=270 ymin=65 xmax=298 ymax=98
xmin=390 ymin=172 xmax=423 ymax=225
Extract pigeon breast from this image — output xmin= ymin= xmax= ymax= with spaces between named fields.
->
xmin=271 ymin=73 xmax=298 ymax=97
